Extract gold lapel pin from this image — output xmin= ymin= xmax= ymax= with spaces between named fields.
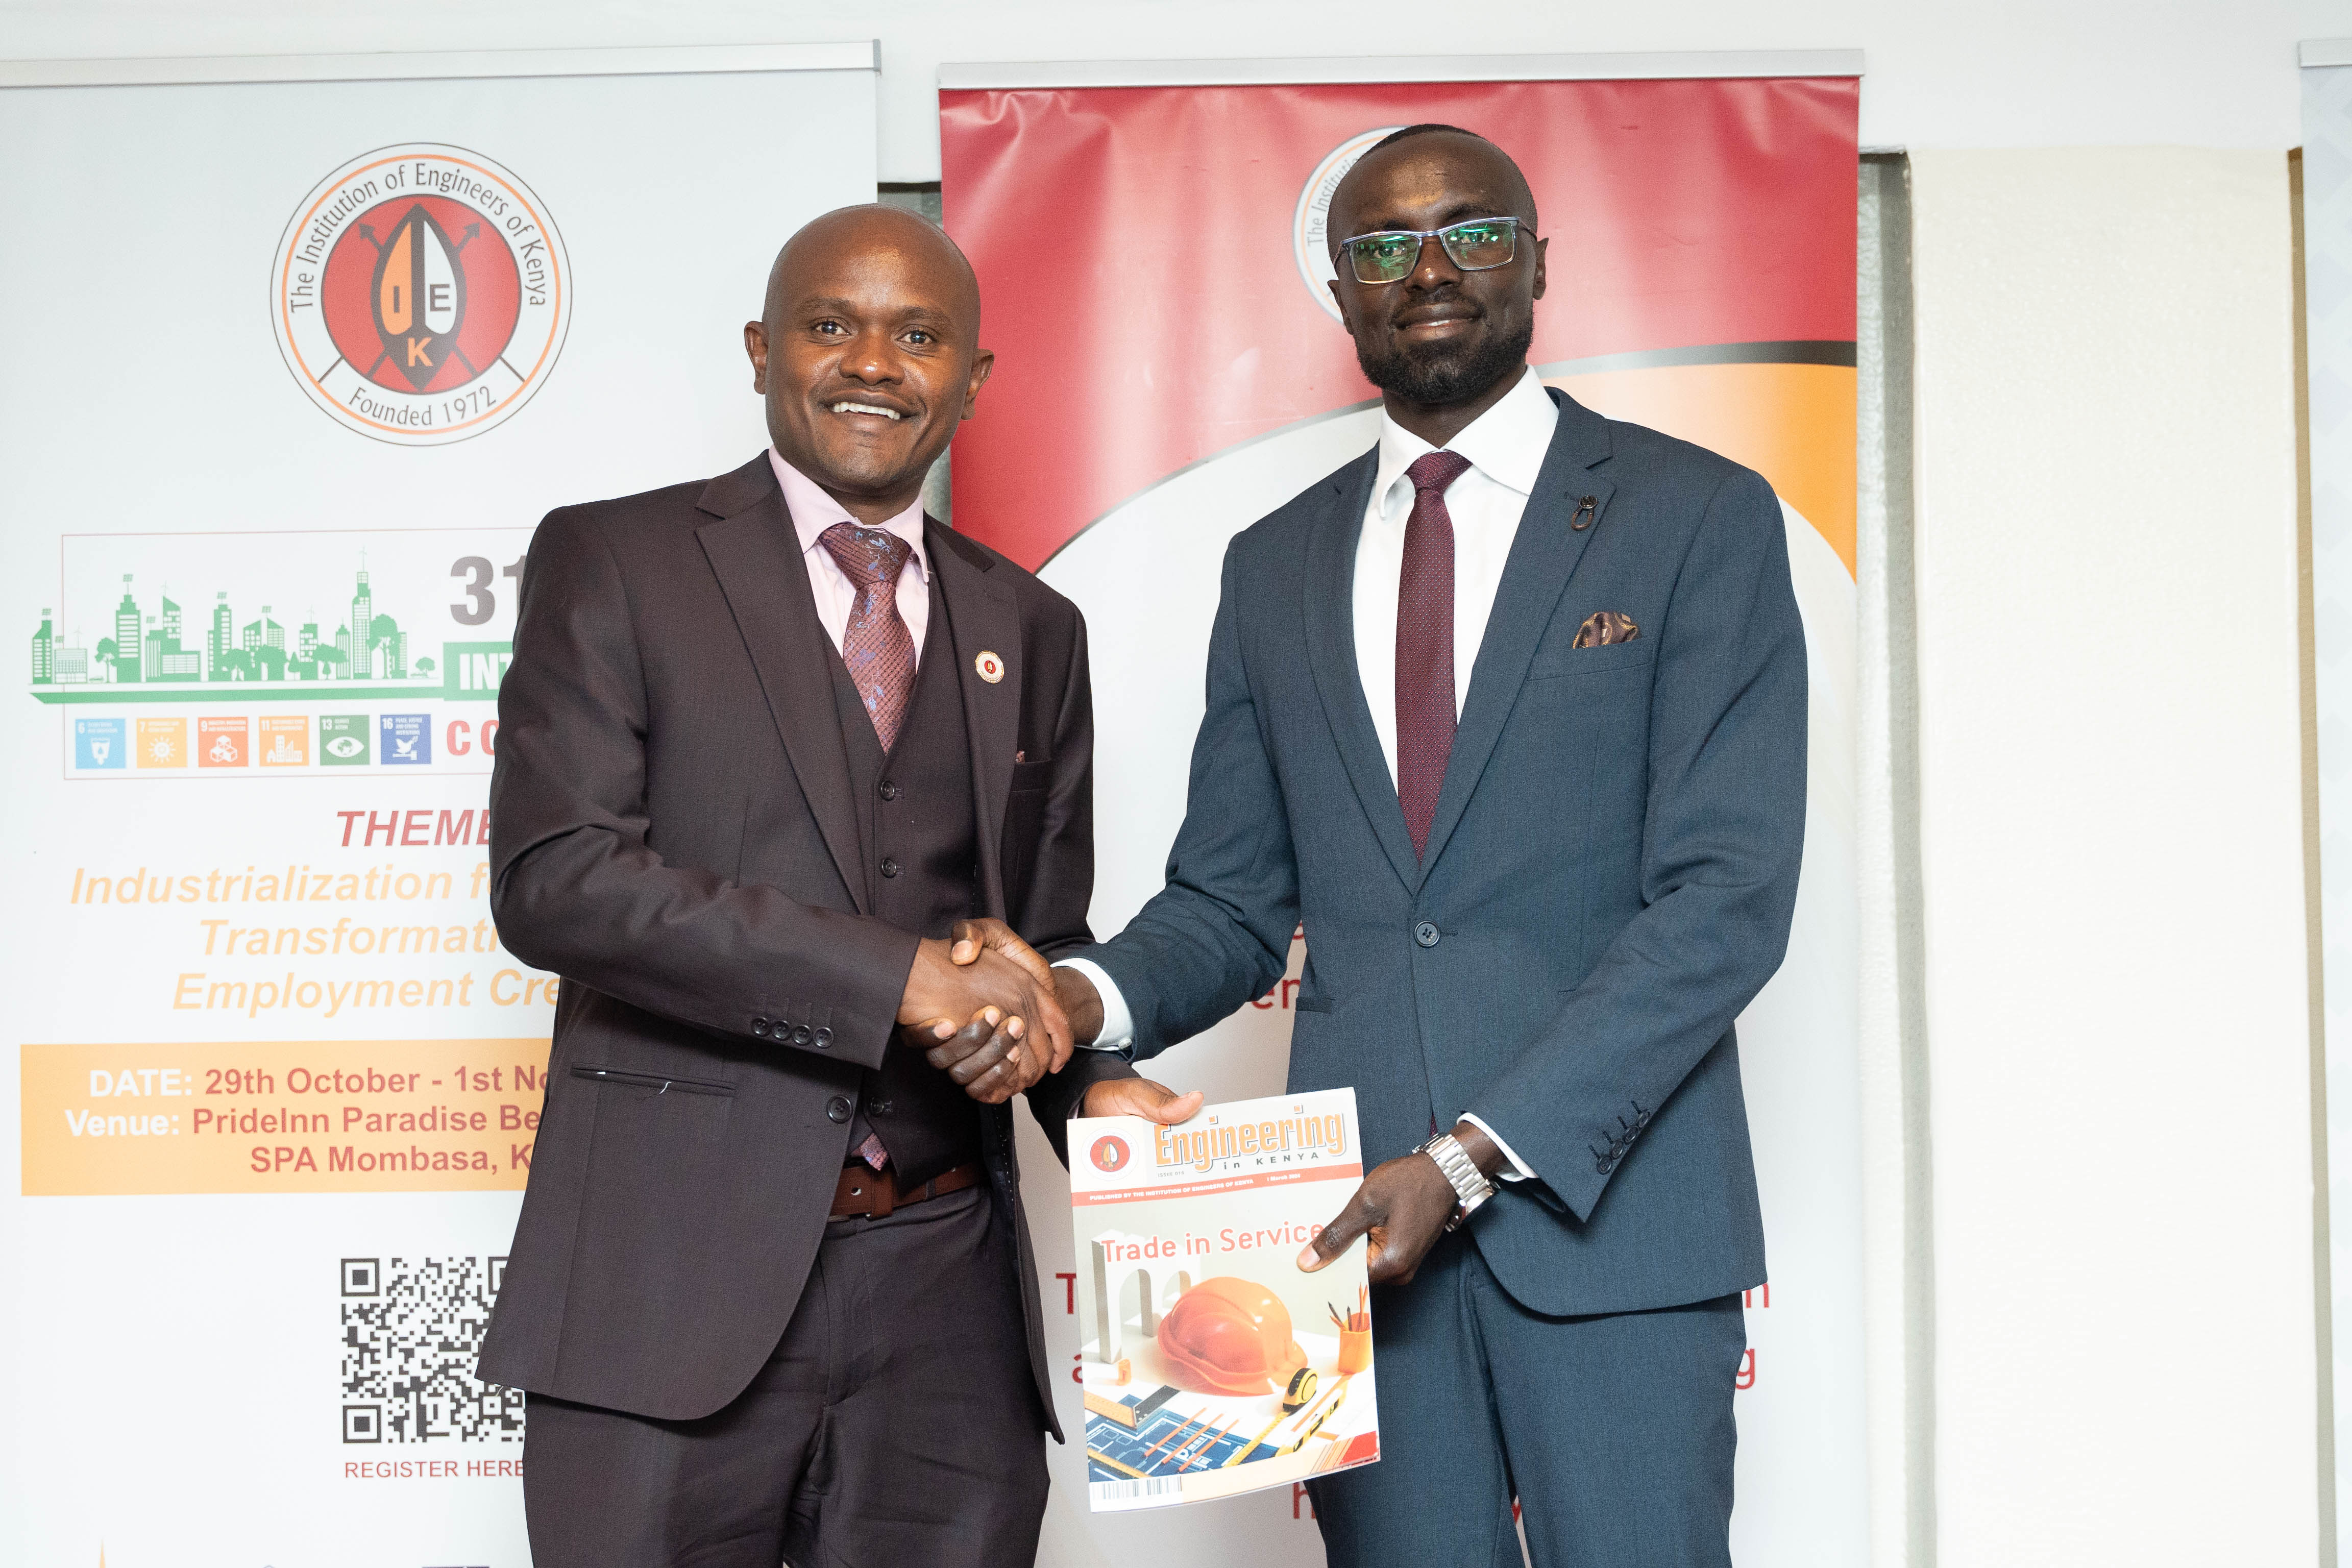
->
xmin=975 ymin=650 xmax=1006 ymax=684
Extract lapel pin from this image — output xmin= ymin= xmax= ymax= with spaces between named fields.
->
xmin=975 ymin=650 xmax=1006 ymax=684
xmin=1571 ymin=496 xmax=1598 ymax=531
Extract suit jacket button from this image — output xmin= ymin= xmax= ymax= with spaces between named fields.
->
xmin=872 ymin=1099 xmax=893 ymax=1116
xmin=880 ymin=857 xmax=901 ymax=879
xmin=752 ymin=1016 xmax=770 ymax=1037
xmin=813 ymin=1026 xmax=833 ymax=1049
xmin=792 ymin=1025 xmax=814 ymax=1047
xmin=1413 ymin=921 xmax=1440 ymax=948
xmin=879 ymin=779 xmax=900 ymax=801
xmin=826 ymin=1096 xmax=851 ymax=1124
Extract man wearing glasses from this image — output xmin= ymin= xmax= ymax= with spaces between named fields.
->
xmin=1039 ymin=125 xmax=1808 ymax=1565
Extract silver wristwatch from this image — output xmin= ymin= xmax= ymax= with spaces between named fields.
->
xmin=1416 ymin=1131 xmax=1496 ymax=1232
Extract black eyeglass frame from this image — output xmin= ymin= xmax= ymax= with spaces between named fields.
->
xmin=1334 ymin=215 xmax=1527 ymax=285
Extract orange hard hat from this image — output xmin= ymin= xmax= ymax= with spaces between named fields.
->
xmin=1157 ymin=1277 xmax=1308 ymax=1396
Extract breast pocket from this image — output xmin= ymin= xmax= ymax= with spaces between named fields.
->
xmin=1001 ymin=756 xmax=1056 ymax=905
xmin=1524 ymin=639 xmax=1655 ymax=682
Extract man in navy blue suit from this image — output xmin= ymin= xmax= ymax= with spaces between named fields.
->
xmin=982 ymin=125 xmax=1804 ymax=1565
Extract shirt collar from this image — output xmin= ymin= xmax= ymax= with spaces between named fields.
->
xmin=1370 ymin=365 xmax=1559 ymax=517
xmin=767 ymin=448 xmax=930 ymax=579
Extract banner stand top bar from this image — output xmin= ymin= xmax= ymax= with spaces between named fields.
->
xmin=2305 ymin=39 xmax=2352 ymax=68
xmin=939 ymin=49 xmax=1862 ymax=91
xmin=0 ymin=39 xmax=879 ymax=90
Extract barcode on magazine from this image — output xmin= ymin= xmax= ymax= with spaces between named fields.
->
xmin=339 ymin=1256 xmax=524 ymax=1444
xmin=1093 ymin=1477 xmax=1185 ymax=1503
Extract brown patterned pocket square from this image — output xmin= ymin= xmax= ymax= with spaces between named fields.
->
xmin=1571 ymin=611 xmax=1639 ymax=648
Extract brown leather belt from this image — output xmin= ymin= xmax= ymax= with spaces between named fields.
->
xmin=831 ymin=1160 xmax=983 ymax=1220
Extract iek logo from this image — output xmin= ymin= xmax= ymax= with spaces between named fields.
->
xmin=272 ymin=143 xmax=570 ymax=445
xmin=364 ymin=204 xmax=477 ymax=390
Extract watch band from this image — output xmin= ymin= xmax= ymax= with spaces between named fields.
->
xmin=1416 ymin=1131 xmax=1496 ymax=1232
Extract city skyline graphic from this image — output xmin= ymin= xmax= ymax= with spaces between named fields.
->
xmin=31 ymin=562 xmax=422 ymax=693
xmin=28 ymin=530 xmax=525 ymax=706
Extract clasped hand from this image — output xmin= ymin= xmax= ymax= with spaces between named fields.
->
xmin=895 ymin=918 xmax=1072 ymax=1104
xmin=897 ymin=920 xmax=1202 ymax=1124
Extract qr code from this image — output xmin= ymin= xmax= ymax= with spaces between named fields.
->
xmin=340 ymin=1256 xmax=524 ymax=1444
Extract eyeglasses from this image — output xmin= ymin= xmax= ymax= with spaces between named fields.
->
xmin=1336 ymin=215 xmax=1524 ymax=284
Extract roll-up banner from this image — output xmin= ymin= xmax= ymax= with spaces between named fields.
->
xmin=0 ymin=43 xmax=878 ymax=1565
xmin=2301 ymin=36 xmax=2352 ymax=1561
xmin=942 ymin=56 xmax=1866 ymax=1565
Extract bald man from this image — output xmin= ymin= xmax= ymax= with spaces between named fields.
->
xmin=476 ymin=205 xmax=1195 ymax=1567
xmin=1045 ymin=127 xmax=1804 ymax=1566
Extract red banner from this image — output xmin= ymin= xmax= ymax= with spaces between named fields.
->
xmin=942 ymin=78 xmax=1857 ymax=571
xmin=941 ymin=75 xmax=1868 ymax=1564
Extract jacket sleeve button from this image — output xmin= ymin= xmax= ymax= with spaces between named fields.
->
xmin=813 ymin=1026 xmax=833 ymax=1049
xmin=792 ymin=1025 xmax=814 ymax=1047
xmin=751 ymin=1017 xmax=770 ymax=1037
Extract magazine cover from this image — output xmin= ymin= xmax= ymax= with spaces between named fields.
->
xmin=1067 ymin=1087 xmax=1381 ymax=1511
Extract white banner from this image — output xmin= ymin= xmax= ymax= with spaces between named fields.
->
xmin=0 ymin=48 xmax=877 ymax=1566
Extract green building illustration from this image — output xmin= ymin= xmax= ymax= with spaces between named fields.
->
xmin=111 ymin=576 xmax=140 ymax=683
xmin=34 ymin=566 xmax=424 ymax=692
xmin=34 ymin=557 xmax=478 ymax=706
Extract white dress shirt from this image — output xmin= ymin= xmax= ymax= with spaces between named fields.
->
xmin=768 ymin=448 xmax=931 ymax=658
xmin=1062 ymin=369 xmax=1558 ymax=1181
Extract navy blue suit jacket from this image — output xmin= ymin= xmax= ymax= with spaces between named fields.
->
xmin=1073 ymin=389 xmax=1806 ymax=1317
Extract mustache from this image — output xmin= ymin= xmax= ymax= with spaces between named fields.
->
xmin=1389 ymin=283 xmax=1483 ymax=326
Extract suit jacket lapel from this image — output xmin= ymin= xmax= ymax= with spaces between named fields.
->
xmin=1416 ymin=390 xmax=1616 ymax=878
xmin=1302 ymin=449 xmax=1423 ymax=892
xmin=694 ymin=456 xmax=870 ymax=914
xmin=929 ymin=520 xmax=1021 ymax=918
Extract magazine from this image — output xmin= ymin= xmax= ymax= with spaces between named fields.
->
xmin=1066 ymin=1086 xmax=1381 ymax=1511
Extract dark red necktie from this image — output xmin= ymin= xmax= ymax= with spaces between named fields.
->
xmin=1395 ymin=451 xmax=1470 ymax=859
xmin=820 ymin=522 xmax=917 ymax=752
xmin=820 ymin=521 xmax=913 ymax=1174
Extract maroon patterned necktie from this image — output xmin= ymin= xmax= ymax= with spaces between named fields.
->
xmin=1395 ymin=450 xmax=1471 ymax=860
xmin=819 ymin=522 xmax=917 ymax=752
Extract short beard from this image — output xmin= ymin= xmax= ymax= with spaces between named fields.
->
xmin=1354 ymin=309 xmax=1534 ymax=408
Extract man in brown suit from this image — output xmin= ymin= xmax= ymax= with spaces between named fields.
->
xmin=476 ymin=205 xmax=1196 ymax=1567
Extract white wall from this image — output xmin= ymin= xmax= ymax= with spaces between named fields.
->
xmin=0 ymin=0 xmax=2339 ymax=177
xmin=1911 ymin=146 xmax=2312 ymax=1563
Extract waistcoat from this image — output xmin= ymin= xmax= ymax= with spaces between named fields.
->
xmin=829 ymin=577 xmax=985 ymax=1188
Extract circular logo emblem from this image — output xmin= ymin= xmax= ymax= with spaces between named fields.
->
xmin=1293 ymin=127 xmax=1405 ymax=322
xmin=272 ymin=143 xmax=570 ymax=445
xmin=1089 ymin=1135 xmax=1131 ymax=1173
xmin=974 ymin=650 xmax=1006 ymax=684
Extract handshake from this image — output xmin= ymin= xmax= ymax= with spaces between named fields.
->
xmin=895 ymin=918 xmax=1199 ymax=1124
xmin=897 ymin=917 xmax=1482 ymax=1285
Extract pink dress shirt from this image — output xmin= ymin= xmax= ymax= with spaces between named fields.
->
xmin=767 ymin=448 xmax=932 ymax=659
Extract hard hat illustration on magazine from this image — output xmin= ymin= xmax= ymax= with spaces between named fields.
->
xmin=1067 ymin=1087 xmax=1380 ymax=1511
